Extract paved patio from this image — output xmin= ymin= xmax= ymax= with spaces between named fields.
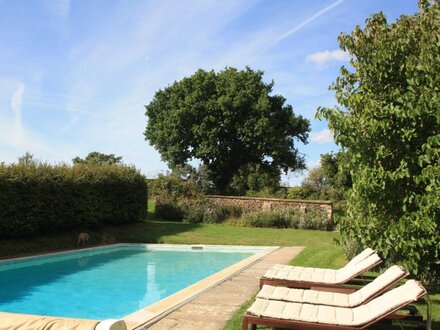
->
xmin=142 ymin=246 xmax=303 ymax=330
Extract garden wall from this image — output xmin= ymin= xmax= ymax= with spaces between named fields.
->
xmin=207 ymin=195 xmax=333 ymax=227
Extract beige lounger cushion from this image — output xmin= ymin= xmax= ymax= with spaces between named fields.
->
xmin=247 ymin=280 xmax=424 ymax=326
xmin=264 ymin=254 xmax=381 ymax=284
xmin=258 ymin=265 xmax=406 ymax=307
xmin=268 ymin=248 xmax=375 ymax=274
xmin=0 ymin=311 xmax=99 ymax=330
xmin=344 ymin=248 xmax=375 ymax=267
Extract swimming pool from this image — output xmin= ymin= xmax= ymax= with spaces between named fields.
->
xmin=0 ymin=244 xmax=272 ymax=321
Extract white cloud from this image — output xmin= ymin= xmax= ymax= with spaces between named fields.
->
xmin=306 ymin=49 xmax=349 ymax=67
xmin=275 ymin=0 xmax=344 ymax=44
xmin=310 ymin=129 xmax=334 ymax=144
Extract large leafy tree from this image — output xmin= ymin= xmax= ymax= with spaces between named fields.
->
xmin=317 ymin=1 xmax=439 ymax=279
xmin=145 ymin=67 xmax=310 ymax=193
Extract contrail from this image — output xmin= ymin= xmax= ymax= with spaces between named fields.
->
xmin=274 ymin=0 xmax=345 ymax=44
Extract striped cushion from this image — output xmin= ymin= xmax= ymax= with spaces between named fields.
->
xmin=258 ymin=265 xmax=406 ymax=307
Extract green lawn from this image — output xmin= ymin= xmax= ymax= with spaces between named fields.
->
xmin=0 ymin=211 xmax=437 ymax=329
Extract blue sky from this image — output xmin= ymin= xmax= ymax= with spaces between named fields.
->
xmin=0 ymin=0 xmax=419 ymax=185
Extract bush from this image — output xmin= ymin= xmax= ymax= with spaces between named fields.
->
xmin=241 ymin=208 xmax=329 ymax=230
xmin=185 ymin=208 xmax=205 ymax=224
xmin=299 ymin=209 xmax=329 ymax=230
xmin=184 ymin=205 xmax=243 ymax=224
xmin=155 ymin=201 xmax=187 ymax=221
xmin=0 ymin=163 xmax=148 ymax=238
xmin=151 ymin=174 xmax=201 ymax=221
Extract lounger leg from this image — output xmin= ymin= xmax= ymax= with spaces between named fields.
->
xmin=241 ymin=315 xmax=248 ymax=330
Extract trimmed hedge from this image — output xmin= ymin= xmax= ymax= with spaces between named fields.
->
xmin=0 ymin=163 xmax=148 ymax=238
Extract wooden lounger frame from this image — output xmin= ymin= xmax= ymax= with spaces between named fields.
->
xmin=242 ymin=289 xmax=427 ymax=330
xmin=259 ymin=258 xmax=383 ymax=289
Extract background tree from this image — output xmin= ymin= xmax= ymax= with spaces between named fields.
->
xmin=145 ymin=67 xmax=310 ymax=194
xmin=73 ymin=152 xmax=122 ymax=166
xmin=288 ymin=151 xmax=351 ymax=201
xmin=317 ymin=1 xmax=440 ymax=279
xmin=17 ymin=152 xmax=39 ymax=166
xmin=170 ymin=164 xmax=216 ymax=194
xmin=228 ymin=163 xmax=282 ymax=196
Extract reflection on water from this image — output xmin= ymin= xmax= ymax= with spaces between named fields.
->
xmin=77 ymin=257 xmax=90 ymax=267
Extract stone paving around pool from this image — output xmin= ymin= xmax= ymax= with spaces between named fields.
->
xmin=139 ymin=246 xmax=303 ymax=330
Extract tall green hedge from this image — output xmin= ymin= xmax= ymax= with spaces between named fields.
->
xmin=0 ymin=163 xmax=148 ymax=238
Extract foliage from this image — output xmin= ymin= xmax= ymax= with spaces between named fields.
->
xmin=145 ymin=66 xmax=310 ymax=193
xmin=186 ymin=205 xmax=243 ymax=224
xmin=317 ymin=1 xmax=440 ymax=280
xmin=150 ymin=173 xmax=243 ymax=223
xmin=240 ymin=208 xmax=328 ymax=230
xmin=72 ymin=151 xmax=123 ymax=166
xmin=245 ymin=187 xmax=288 ymax=199
xmin=320 ymin=152 xmax=352 ymax=189
xmin=18 ymin=152 xmax=40 ymax=166
xmin=289 ymin=151 xmax=351 ymax=202
xmin=227 ymin=163 xmax=282 ymax=195
xmin=0 ymin=162 xmax=148 ymax=238
xmin=171 ymin=164 xmax=217 ymax=194
xmin=149 ymin=173 xmax=200 ymax=201
xmin=149 ymin=172 xmax=204 ymax=221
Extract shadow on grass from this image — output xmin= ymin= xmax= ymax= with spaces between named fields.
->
xmin=108 ymin=220 xmax=203 ymax=244
xmin=0 ymin=220 xmax=202 ymax=260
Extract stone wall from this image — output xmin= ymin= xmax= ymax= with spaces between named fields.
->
xmin=207 ymin=195 xmax=333 ymax=228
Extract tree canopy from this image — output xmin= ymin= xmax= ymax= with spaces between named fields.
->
xmin=72 ymin=152 xmax=123 ymax=166
xmin=317 ymin=0 xmax=440 ymax=279
xmin=145 ymin=67 xmax=310 ymax=193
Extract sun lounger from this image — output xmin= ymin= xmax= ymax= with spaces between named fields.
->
xmin=257 ymin=265 xmax=408 ymax=307
xmin=242 ymin=279 xmax=427 ymax=330
xmin=264 ymin=247 xmax=376 ymax=277
xmin=260 ymin=253 xmax=382 ymax=289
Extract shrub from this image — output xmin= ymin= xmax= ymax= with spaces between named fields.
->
xmin=185 ymin=208 xmax=205 ymax=224
xmin=241 ymin=208 xmax=329 ymax=230
xmin=151 ymin=174 xmax=202 ymax=221
xmin=299 ymin=209 xmax=329 ymax=230
xmin=155 ymin=201 xmax=187 ymax=221
xmin=241 ymin=208 xmax=300 ymax=229
xmin=184 ymin=205 xmax=243 ymax=224
xmin=0 ymin=163 xmax=148 ymax=238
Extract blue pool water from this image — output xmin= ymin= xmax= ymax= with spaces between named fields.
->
xmin=0 ymin=245 xmax=256 ymax=319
